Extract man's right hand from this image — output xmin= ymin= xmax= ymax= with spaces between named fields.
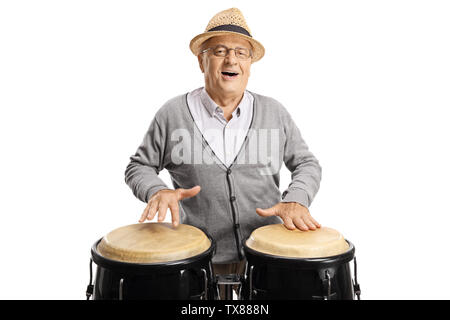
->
xmin=139 ymin=185 xmax=201 ymax=227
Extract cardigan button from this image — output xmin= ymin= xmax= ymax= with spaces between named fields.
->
xmin=227 ymin=169 xmax=232 ymax=175
xmin=230 ymin=196 xmax=236 ymax=202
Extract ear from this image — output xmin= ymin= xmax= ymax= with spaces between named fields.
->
xmin=197 ymin=54 xmax=205 ymax=73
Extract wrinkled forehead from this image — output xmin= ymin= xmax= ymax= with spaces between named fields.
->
xmin=202 ymin=34 xmax=252 ymax=49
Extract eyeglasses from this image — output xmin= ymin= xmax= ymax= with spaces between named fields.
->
xmin=200 ymin=44 xmax=253 ymax=60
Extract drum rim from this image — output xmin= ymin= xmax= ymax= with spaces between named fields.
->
xmin=91 ymin=233 xmax=216 ymax=272
xmin=243 ymin=238 xmax=355 ymax=267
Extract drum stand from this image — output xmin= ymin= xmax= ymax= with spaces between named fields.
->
xmin=216 ymin=274 xmax=242 ymax=300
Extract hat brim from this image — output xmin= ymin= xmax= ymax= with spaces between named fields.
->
xmin=189 ymin=30 xmax=265 ymax=63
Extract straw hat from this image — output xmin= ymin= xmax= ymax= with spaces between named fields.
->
xmin=189 ymin=8 xmax=265 ymax=63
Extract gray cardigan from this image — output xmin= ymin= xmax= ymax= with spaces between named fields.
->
xmin=124 ymin=91 xmax=322 ymax=263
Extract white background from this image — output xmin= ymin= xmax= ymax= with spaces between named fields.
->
xmin=1 ymin=0 xmax=449 ymax=300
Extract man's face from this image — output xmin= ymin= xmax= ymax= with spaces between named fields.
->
xmin=197 ymin=35 xmax=253 ymax=97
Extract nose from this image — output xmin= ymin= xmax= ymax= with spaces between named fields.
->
xmin=224 ymin=49 xmax=238 ymax=63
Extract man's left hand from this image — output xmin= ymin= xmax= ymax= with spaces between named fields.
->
xmin=256 ymin=202 xmax=321 ymax=231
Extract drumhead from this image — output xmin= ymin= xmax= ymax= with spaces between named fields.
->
xmin=97 ymin=222 xmax=211 ymax=263
xmin=245 ymin=224 xmax=349 ymax=258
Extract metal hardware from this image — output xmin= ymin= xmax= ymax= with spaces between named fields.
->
xmin=324 ymin=270 xmax=331 ymax=300
xmin=249 ymin=265 xmax=254 ymax=300
xmin=85 ymin=259 xmax=94 ymax=300
xmin=313 ymin=269 xmax=336 ymax=300
xmin=216 ymin=274 xmax=242 ymax=286
xmin=201 ymin=268 xmax=208 ymax=300
xmin=119 ymin=278 xmax=124 ymax=300
xmin=216 ymin=274 xmax=242 ymax=300
xmin=353 ymin=257 xmax=361 ymax=300
xmin=209 ymin=262 xmax=220 ymax=299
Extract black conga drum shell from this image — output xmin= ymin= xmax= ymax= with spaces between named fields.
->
xmin=242 ymin=240 xmax=355 ymax=300
xmin=90 ymin=235 xmax=217 ymax=300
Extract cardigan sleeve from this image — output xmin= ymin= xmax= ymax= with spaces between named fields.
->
xmin=279 ymin=105 xmax=322 ymax=208
xmin=124 ymin=117 xmax=171 ymax=203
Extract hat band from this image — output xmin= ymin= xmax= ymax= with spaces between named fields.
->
xmin=207 ymin=24 xmax=252 ymax=37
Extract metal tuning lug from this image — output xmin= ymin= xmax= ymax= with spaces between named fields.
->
xmin=353 ymin=257 xmax=361 ymax=300
xmin=85 ymin=259 xmax=94 ymax=300
xmin=119 ymin=278 xmax=124 ymax=300
xmin=200 ymin=268 xmax=209 ymax=300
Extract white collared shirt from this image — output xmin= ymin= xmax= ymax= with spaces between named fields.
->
xmin=187 ymin=87 xmax=254 ymax=167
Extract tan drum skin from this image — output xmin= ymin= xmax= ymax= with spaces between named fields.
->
xmin=97 ymin=223 xmax=211 ymax=263
xmin=246 ymin=224 xmax=349 ymax=258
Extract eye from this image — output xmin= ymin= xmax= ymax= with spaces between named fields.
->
xmin=214 ymin=46 xmax=227 ymax=56
xmin=236 ymin=48 xmax=250 ymax=58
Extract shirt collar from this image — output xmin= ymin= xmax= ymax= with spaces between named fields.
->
xmin=200 ymin=87 xmax=245 ymax=118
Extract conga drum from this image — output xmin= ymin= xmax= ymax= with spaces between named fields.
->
xmin=242 ymin=224 xmax=361 ymax=300
xmin=86 ymin=222 xmax=217 ymax=300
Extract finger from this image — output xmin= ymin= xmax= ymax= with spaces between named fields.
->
xmin=169 ymin=202 xmax=180 ymax=227
xmin=147 ymin=200 xmax=159 ymax=221
xmin=177 ymin=186 xmax=201 ymax=200
xmin=282 ymin=217 xmax=296 ymax=230
xmin=256 ymin=207 xmax=277 ymax=217
xmin=293 ymin=217 xmax=309 ymax=231
xmin=139 ymin=203 xmax=151 ymax=223
xmin=157 ymin=202 xmax=169 ymax=222
xmin=303 ymin=217 xmax=317 ymax=230
xmin=310 ymin=216 xmax=321 ymax=228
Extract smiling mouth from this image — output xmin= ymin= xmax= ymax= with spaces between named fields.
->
xmin=221 ymin=71 xmax=239 ymax=79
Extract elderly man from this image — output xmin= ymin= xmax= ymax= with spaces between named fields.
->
xmin=124 ymin=8 xmax=322 ymax=297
